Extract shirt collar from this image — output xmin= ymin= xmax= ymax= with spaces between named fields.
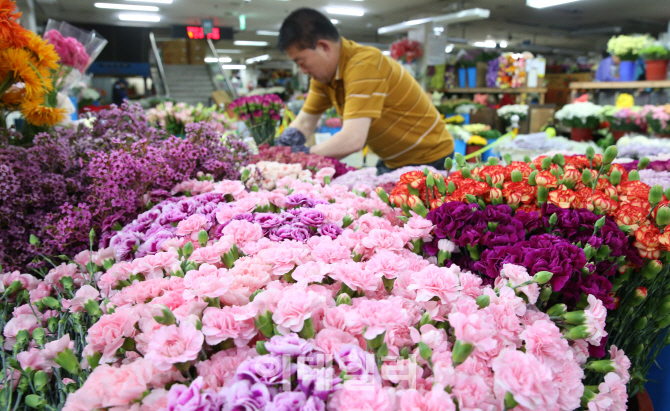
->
xmin=332 ymin=37 xmax=353 ymax=84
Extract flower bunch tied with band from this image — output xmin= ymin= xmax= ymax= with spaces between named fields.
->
xmin=380 ymin=145 xmax=670 ymax=397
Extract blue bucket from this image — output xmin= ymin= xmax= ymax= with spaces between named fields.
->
xmin=619 ymin=60 xmax=635 ymax=81
xmin=467 ymin=67 xmax=477 ymax=88
xmin=458 ymin=68 xmax=467 ymax=88
xmin=69 ymin=96 xmax=79 ymax=121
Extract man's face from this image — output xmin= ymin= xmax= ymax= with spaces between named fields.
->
xmin=285 ymin=40 xmax=338 ymax=84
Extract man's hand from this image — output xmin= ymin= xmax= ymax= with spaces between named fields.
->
xmin=277 ymin=127 xmax=306 ymax=147
xmin=309 ymin=117 xmax=372 ymax=159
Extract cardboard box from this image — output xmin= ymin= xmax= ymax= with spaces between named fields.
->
xmin=476 ymin=62 xmax=488 ymax=88
xmin=162 ymin=49 xmax=188 ymax=65
xmin=162 ymin=39 xmax=187 ymax=52
xmin=212 ymin=90 xmax=232 ymax=107
xmin=187 ymin=40 xmax=207 ymax=65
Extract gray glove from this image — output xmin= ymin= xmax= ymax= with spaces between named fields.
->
xmin=277 ymin=127 xmax=306 ymax=147
xmin=291 ymin=145 xmax=310 ymax=154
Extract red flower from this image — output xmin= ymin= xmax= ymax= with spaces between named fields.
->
xmin=535 ymin=170 xmax=558 ymax=188
xmin=561 ymin=166 xmax=582 ymax=185
xmin=475 ymin=165 xmax=506 ymax=186
xmin=618 ymin=181 xmax=651 ymax=202
xmin=564 ymin=155 xmax=592 ymax=169
xmin=504 ymin=162 xmax=533 ymax=179
xmin=548 ymin=189 xmax=577 ymax=209
xmin=502 ymin=181 xmax=537 ymax=205
xmin=634 ymin=225 xmax=662 ymax=259
xmin=614 ymin=204 xmax=649 ymax=230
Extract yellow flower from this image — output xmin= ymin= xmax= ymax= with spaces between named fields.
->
xmin=615 ymin=93 xmax=634 ymax=109
xmin=445 ymin=114 xmax=465 ymax=124
xmin=0 ymin=48 xmax=46 ymax=100
xmin=24 ymin=31 xmax=60 ymax=72
xmin=467 ymin=135 xmax=488 ymax=145
xmin=21 ymin=95 xmax=67 ymax=127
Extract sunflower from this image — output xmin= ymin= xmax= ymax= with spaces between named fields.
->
xmin=21 ymin=95 xmax=67 ymax=127
xmin=24 ymin=31 xmax=59 ymax=72
xmin=0 ymin=0 xmax=29 ymax=49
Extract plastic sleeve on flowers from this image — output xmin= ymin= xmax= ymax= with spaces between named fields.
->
xmin=277 ymin=127 xmax=307 ymax=147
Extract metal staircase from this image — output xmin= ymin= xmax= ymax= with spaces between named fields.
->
xmin=162 ymin=64 xmax=215 ymax=106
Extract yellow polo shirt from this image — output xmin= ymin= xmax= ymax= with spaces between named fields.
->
xmin=302 ymin=38 xmax=454 ymax=169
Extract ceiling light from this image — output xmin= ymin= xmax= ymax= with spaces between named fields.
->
xmin=330 ymin=19 xmax=339 ymax=24
xmin=445 ymin=44 xmax=454 ymax=53
xmin=526 ymin=0 xmax=582 ymax=8
xmin=95 ymin=3 xmax=158 ymax=10
xmin=216 ymin=49 xmax=242 ymax=54
xmin=118 ymin=13 xmax=161 ymax=21
xmin=325 ymin=6 xmax=364 ymax=16
xmin=246 ymin=54 xmax=271 ymax=64
xmin=378 ymin=8 xmax=489 ymax=35
xmin=205 ymin=57 xmax=232 ymax=63
xmin=126 ymin=0 xmax=171 ymax=3
xmin=473 ymin=40 xmax=497 ymax=48
xmin=256 ymin=30 xmax=279 ymax=36
xmin=222 ymin=64 xmax=246 ymax=70
xmin=234 ymin=40 xmax=268 ymax=46
xmin=499 ymin=40 xmax=508 ymax=48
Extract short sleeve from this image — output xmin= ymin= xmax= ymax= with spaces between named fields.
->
xmin=342 ymin=63 xmax=388 ymax=120
xmin=302 ymin=79 xmax=332 ymax=115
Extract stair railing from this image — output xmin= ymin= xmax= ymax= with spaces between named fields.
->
xmin=206 ymin=38 xmax=237 ymax=100
xmin=149 ymin=32 xmax=170 ymax=97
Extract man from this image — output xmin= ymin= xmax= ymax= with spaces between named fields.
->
xmin=276 ymin=8 xmax=454 ymax=174
xmin=595 ymin=52 xmax=620 ymax=82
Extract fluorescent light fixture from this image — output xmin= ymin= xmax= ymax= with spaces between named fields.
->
xmin=216 ymin=49 xmax=242 ymax=54
xmin=256 ymin=30 xmax=279 ymax=36
xmin=325 ymin=6 xmax=364 ymax=16
xmin=95 ymin=3 xmax=158 ymax=11
xmin=246 ymin=54 xmax=271 ymax=64
xmin=499 ymin=40 xmax=508 ymax=48
xmin=222 ymin=64 xmax=246 ymax=70
xmin=330 ymin=19 xmax=339 ymax=24
xmin=233 ymin=40 xmax=268 ymax=46
xmin=473 ymin=40 xmax=496 ymax=48
xmin=382 ymin=50 xmax=390 ymax=55
xmin=378 ymin=8 xmax=489 ymax=35
xmin=126 ymin=0 xmax=171 ymax=3
xmin=445 ymin=44 xmax=454 ymax=53
xmin=526 ymin=0 xmax=582 ymax=8
xmin=118 ymin=13 xmax=161 ymax=21
xmin=205 ymin=57 xmax=232 ymax=63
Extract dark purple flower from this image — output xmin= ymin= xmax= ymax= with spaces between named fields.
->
xmin=474 ymin=246 xmax=525 ymax=278
xmin=265 ymin=333 xmax=313 ymax=357
xmin=458 ymin=225 xmax=486 ymax=248
xmin=483 ymin=204 xmax=513 ymax=224
xmin=317 ymin=223 xmax=342 ymax=239
xmin=298 ymin=210 xmax=325 ymax=227
xmin=513 ymin=209 xmax=544 ymax=234
xmin=427 ymin=201 xmax=479 ymax=239
xmin=588 ymin=336 xmax=608 ymax=358
xmin=484 ymin=219 xmax=526 ymax=247
xmin=267 ymin=391 xmax=306 ymax=411
xmin=518 ymin=234 xmax=587 ymax=291
xmin=158 ymin=209 xmax=187 ymax=226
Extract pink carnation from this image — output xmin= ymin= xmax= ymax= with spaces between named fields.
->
xmin=62 ymin=284 xmax=100 ymax=313
xmin=366 ymin=250 xmax=409 ymax=280
xmin=360 ymin=228 xmax=406 ymax=252
xmin=222 ymin=219 xmax=264 ymax=246
xmin=328 ymin=381 xmax=393 ymax=411
xmin=188 ymin=239 xmax=233 ymax=265
xmin=447 ymin=310 xmax=497 ymax=352
xmin=407 ymin=265 xmax=462 ymax=303
xmin=42 ymin=334 xmax=75 ymax=360
xmin=330 ymin=261 xmax=382 ymax=292
xmin=201 ymin=305 xmax=257 ymax=347
xmin=313 ymin=328 xmax=359 ymax=355
xmin=176 ymin=214 xmax=210 ymax=240
xmin=196 ymin=347 xmax=257 ymax=390
xmin=520 ymin=319 xmax=569 ymax=371
xmin=183 ymin=263 xmax=232 ymax=301
xmin=145 ymin=321 xmax=204 ymax=371
xmin=272 ymin=286 xmax=327 ymax=334
xmin=399 ymin=387 xmax=455 ymax=411
xmin=86 ymin=308 xmax=140 ymax=362
xmin=347 ymin=299 xmax=410 ymax=340
xmin=403 ymin=215 xmax=434 ymax=242
xmin=291 ymin=261 xmax=333 ymax=284
xmin=3 ymin=314 xmax=40 ymax=349
xmin=133 ymin=252 xmax=179 ymax=280
xmin=17 ymin=348 xmax=55 ymax=373
xmin=588 ymin=372 xmax=628 ymax=411
xmin=608 ymin=345 xmax=631 ymax=384
xmin=497 ymin=264 xmax=540 ymax=304
xmin=584 ymin=294 xmax=608 ymax=346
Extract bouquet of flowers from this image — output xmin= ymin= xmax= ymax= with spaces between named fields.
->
xmin=390 ymin=38 xmax=423 ymax=64
xmin=497 ymin=104 xmax=529 ymax=121
xmin=607 ymin=34 xmax=653 ymax=61
xmin=249 ymin=144 xmax=355 ymax=180
xmin=385 ymin=147 xmax=670 ymax=397
xmin=497 ymin=53 xmax=526 ymax=89
xmin=486 ymin=58 xmax=499 ymax=87
xmin=601 ymin=105 xmax=645 ymax=132
xmin=555 ymin=102 xmax=603 ymax=129
xmin=230 ymin=94 xmax=283 ymax=146
xmin=146 ymin=101 xmax=231 ymax=136
xmin=640 ymin=104 xmax=670 ymax=134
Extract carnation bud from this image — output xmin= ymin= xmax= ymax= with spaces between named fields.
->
xmin=41 ymin=296 xmax=60 ymax=310
xmin=444 ymin=157 xmax=453 ymax=170
xmin=29 ymin=234 xmax=39 ymax=245
xmin=5 ymin=280 xmax=23 ymax=295
xmin=527 ymin=170 xmax=538 ymax=186
xmin=341 ymin=215 xmax=354 ymax=229
xmin=256 ymin=341 xmax=269 ymax=355
xmin=631 ymin=343 xmax=645 ymax=356
xmin=25 ymin=395 xmax=47 ymax=410
xmin=540 ymin=284 xmax=553 ymax=302
xmin=504 ymin=392 xmax=519 ymax=410
xmin=367 ymin=332 xmax=386 ymax=350
xmin=582 ymin=169 xmax=593 ymax=185
xmin=552 ymin=153 xmax=565 ymax=166
xmin=454 ymin=153 xmax=465 ymax=167
xmin=409 ymin=196 xmax=429 ymax=218
xmin=563 ymin=325 xmax=590 ymax=340
xmin=451 ymin=340 xmax=475 ymax=366
xmin=476 ymin=295 xmax=490 ymax=308
xmin=649 ymin=185 xmax=664 ymax=205
xmin=548 ymin=213 xmax=558 ymax=225
xmin=586 ymin=146 xmax=595 ymax=160
xmin=665 ymin=188 xmax=670 ymax=201
xmin=324 ymin=176 xmax=331 ymax=185
xmin=523 ymin=155 xmax=532 ymax=164
xmin=657 ymin=315 xmax=670 ymax=329
xmin=55 ymin=348 xmax=81 ymax=376
xmin=585 ymin=360 xmax=616 ymax=373
xmin=504 ymin=154 xmax=513 ymax=164
xmin=658 ymin=296 xmax=670 ymax=316
xmin=375 ymin=188 xmax=391 ymax=205
xmin=299 ymin=318 xmax=316 ymax=339
xmin=182 ymin=241 xmax=194 ymax=258
xmin=251 ymin=185 xmax=259 ymax=192
xmin=642 ymin=260 xmax=663 ymax=281
xmin=537 ymin=186 xmax=548 ymax=203
xmin=241 ymin=168 xmax=250 ymax=181
xmin=541 ymin=156 xmax=552 ymax=170
xmin=511 ymin=170 xmax=522 ymax=183
xmin=255 ymin=311 xmax=275 ymax=339
xmin=465 ymin=194 xmax=477 ymax=204
xmin=197 ymin=230 xmax=209 ymax=247
xmin=532 ymin=271 xmax=553 ymax=285
xmin=461 ymin=167 xmax=472 ymax=179
xmin=638 ymin=157 xmax=650 ymax=170
xmin=154 ymin=305 xmax=176 ymax=326
xmin=32 ymin=327 xmax=46 ymax=347
xmin=418 ymin=341 xmax=432 ymax=362
xmin=419 ymin=312 xmax=435 ymax=327
xmin=628 ymin=170 xmax=640 ymax=181
xmin=447 ymin=181 xmax=456 ymax=195
xmin=336 ymin=293 xmax=352 ymax=306
xmin=426 ymin=173 xmax=435 ymax=189
xmin=659 ymin=207 xmax=670 ymax=228
xmin=14 ymin=329 xmax=30 ymax=352
xmin=33 ymin=370 xmax=49 ymax=392
xmin=634 ymin=316 xmax=648 ymax=330
xmin=488 ymin=157 xmax=498 ymax=166
xmin=47 ymin=317 xmax=58 ymax=333
xmin=595 ymin=216 xmax=606 ymax=230
xmin=630 ymin=287 xmax=648 ymax=307
xmin=602 ymin=146 xmax=618 ymax=164
xmin=563 ymin=310 xmax=586 ymax=325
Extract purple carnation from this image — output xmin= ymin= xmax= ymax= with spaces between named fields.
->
xmin=290 ymin=223 xmax=312 ymax=242
xmin=254 ymin=213 xmax=283 ymax=229
xmin=298 ymin=210 xmax=325 ymax=227
xmin=233 ymin=213 xmax=255 ymax=223
xmin=267 ymin=392 xmax=307 ymax=411
xmin=427 ymin=201 xmax=479 ymax=239
xmin=284 ymin=193 xmax=310 ymax=208
xmin=220 ymin=380 xmax=271 ymax=411
xmin=265 ymin=334 xmax=313 ymax=357
xmin=317 ymin=223 xmax=342 ymax=239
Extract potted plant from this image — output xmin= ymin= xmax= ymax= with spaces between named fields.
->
xmin=641 ymin=104 xmax=670 ymax=137
xmin=456 ymin=53 xmax=476 ymax=88
xmin=607 ymin=34 xmax=652 ymax=81
xmin=640 ymin=43 xmax=670 ymax=80
xmin=601 ymin=104 xmax=644 ymax=141
xmin=554 ymin=101 xmax=603 ymax=141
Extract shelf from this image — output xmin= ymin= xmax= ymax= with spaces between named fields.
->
xmin=569 ymin=80 xmax=670 ymax=90
xmin=437 ymin=87 xmax=547 ymax=94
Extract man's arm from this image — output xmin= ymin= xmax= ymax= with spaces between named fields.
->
xmin=309 ymin=117 xmax=371 ymax=159
xmin=288 ymin=110 xmax=321 ymax=138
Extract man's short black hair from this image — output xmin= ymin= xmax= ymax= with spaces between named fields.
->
xmin=278 ymin=8 xmax=340 ymax=51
